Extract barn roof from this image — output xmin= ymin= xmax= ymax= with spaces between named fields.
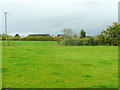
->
xmin=28 ymin=34 xmax=50 ymax=36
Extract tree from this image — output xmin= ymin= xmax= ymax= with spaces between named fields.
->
xmin=101 ymin=22 xmax=119 ymax=38
xmin=62 ymin=28 xmax=73 ymax=39
xmin=98 ymin=22 xmax=119 ymax=45
xmin=14 ymin=34 xmax=20 ymax=41
xmin=73 ymin=33 xmax=78 ymax=38
xmin=14 ymin=34 xmax=20 ymax=37
xmin=80 ymin=30 xmax=86 ymax=38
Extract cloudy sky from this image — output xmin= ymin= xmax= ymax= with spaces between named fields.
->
xmin=0 ymin=0 xmax=119 ymax=36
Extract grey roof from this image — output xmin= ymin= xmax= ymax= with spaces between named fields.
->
xmin=28 ymin=34 xmax=50 ymax=36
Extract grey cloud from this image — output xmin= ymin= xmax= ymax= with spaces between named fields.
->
xmin=1 ymin=0 xmax=118 ymax=36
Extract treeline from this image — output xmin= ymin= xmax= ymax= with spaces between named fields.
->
xmin=60 ymin=22 xmax=119 ymax=46
xmin=61 ymin=37 xmax=118 ymax=46
xmin=0 ymin=34 xmax=59 ymax=41
xmin=0 ymin=22 xmax=119 ymax=46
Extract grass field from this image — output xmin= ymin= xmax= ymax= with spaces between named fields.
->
xmin=2 ymin=41 xmax=118 ymax=88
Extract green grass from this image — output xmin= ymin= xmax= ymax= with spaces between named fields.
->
xmin=2 ymin=41 xmax=118 ymax=88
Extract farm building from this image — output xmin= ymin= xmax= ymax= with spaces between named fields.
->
xmin=28 ymin=34 xmax=50 ymax=37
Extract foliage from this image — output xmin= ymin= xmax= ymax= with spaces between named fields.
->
xmin=0 ymin=34 xmax=14 ymax=40
xmin=21 ymin=36 xmax=59 ymax=41
xmin=62 ymin=22 xmax=119 ymax=46
xmin=101 ymin=22 xmax=119 ymax=38
xmin=75 ymin=39 xmax=83 ymax=46
xmin=88 ymin=38 xmax=94 ymax=45
xmin=97 ymin=22 xmax=119 ymax=46
xmin=62 ymin=39 xmax=76 ymax=46
xmin=62 ymin=28 xmax=73 ymax=39
xmin=14 ymin=34 xmax=20 ymax=37
xmin=73 ymin=33 xmax=78 ymax=38
xmin=13 ymin=34 xmax=21 ymax=41
xmin=80 ymin=30 xmax=86 ymax=38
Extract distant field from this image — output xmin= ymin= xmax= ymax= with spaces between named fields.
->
xmin=2 ymin=41 xmax=118 ymax=88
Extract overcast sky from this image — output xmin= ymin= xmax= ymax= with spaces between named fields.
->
xmin=0 ymin=0 xmax=119 ymax=36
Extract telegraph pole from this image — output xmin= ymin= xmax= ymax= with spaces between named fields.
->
xmin=4 ymin=12 xmax=9 ymax=46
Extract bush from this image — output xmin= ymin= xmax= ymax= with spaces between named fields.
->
xmin=76 ymin=40 xmax=83 ymax=46
xmin=93 ymin=39 xmax=99 ymax=45
xmin=110 ymin=38 xmax=118 ymax=46
xmin=81 ymin=38 xmax=89 ymax=46
xmin=0 ymin=34 xmax=14 ymax=40
xmin=21 ymin=36 xmax=59 ymax=41
xmin=62 ymin=39 xmax=76 ymax=46
xmin=88 ymin=38 xmax=94 ymax=45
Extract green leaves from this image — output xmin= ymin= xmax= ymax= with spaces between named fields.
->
xmin=80 ymin=30 xmax=86 ymax=38
xmin=101 ymin=22 xmax=119 ymax=38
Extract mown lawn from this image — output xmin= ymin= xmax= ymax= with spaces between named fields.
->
xmin=2 ymin=41 xmax=118 ymax=88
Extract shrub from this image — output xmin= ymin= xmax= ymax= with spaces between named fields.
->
xmin=110 ymin=38 xmax=118 ymax=46
xmin=76 ymin=40 xmax=83 ymax=46
xmin=62 ymin=39 xmax=76 ymax=46
xmin=21 ymin=36 xmax=59 ymax=41
xmin=93 ymin=39 xmax=99 ymax=45
xmin=1 ymin=34 xmax=14 ymax=40
xmin=81 ymin=38 xmax=89 ymax=46
xmin=88 ymin=38 xmax=94 ymax=45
